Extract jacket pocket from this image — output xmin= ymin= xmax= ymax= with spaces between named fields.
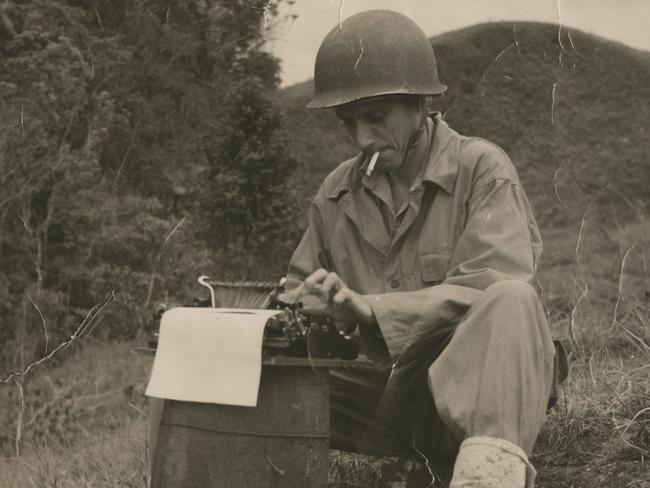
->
xmin=419 ymin=250 xmax=452 ymax=284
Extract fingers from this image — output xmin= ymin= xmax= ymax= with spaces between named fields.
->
xmin=332 ymin=287 xmax=352 ymax=308
xmin=319 ymin=272 xmax=343 ymax=299
xmin=300 ymin=270 xmax=372 ymax=324
xmin=276 ymin=282 xmax=304 ymax=304
xmin=300 ymin=294 xmax=328 ymax=314
xmin=334 ymin=288 xmax=374 ymax=325
xmin=303 ymin=268 xmax=328 ymax=293
xmin=304 ymin=269 xmax=343 ymax=302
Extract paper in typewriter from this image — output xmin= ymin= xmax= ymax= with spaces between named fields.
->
xmin=145 ymin=307 xmax=282 ymax=407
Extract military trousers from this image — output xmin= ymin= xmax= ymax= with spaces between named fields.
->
xmin=330 ymin=280 xmax=556 ymax=479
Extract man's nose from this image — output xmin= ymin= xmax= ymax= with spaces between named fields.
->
xmin=350 ymin=122 xmax=375 ymax=151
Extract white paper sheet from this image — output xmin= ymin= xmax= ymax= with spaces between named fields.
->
xmin=145 ymin=307 xmax=282 ymax=407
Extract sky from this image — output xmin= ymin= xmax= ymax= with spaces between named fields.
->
xmin=265 ymin=0 xmax=650 ymax=87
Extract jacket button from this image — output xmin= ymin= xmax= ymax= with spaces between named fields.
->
xmin=390 ymin=279 xmax=400 ymax=289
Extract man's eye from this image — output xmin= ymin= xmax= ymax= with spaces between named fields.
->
xmin=340 ymin=118 xmax=354 ymax=128
xmin=367 ymin=113 xmax=384 ymax=123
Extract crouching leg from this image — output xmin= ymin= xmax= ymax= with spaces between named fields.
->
xmin=428 ymin=280 xmax=555 ymax=487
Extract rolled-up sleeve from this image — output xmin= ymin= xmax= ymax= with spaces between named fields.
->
xmin=285 ymin=203 xmax=324 ymax=293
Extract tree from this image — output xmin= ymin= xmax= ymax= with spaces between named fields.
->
xmin=194 ymin=0 xmax=300 ymax=280
xmin=0 ymin=0 xmax=299 ymax=373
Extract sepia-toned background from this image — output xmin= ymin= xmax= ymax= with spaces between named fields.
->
xmin=0 ymin=1 xmax=648 ymax=486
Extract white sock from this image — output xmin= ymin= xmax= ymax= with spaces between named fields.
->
xmin=449 ymin=436 xmax=536 ymax=488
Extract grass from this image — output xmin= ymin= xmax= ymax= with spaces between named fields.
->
xmin=0 ymin=419 xmax=148 ymax=488
xmin=1 ymin=342 xmax=647 ymax=487
xmin=534 ymin=354 xmax=650 ymax=487
xmin=0 ymin=220 xmax=648 ymax=487
xmin=0 ymin=340 xmax=152 ymax=487
xmin=1 ymin=17 xmax=648 ymax=488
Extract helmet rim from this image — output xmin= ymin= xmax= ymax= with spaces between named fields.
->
xmin=307 ymin=10 xmax=447 ymax=109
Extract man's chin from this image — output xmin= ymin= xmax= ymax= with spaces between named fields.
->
xmin=376 ymin=159 xmax=399 ymax=174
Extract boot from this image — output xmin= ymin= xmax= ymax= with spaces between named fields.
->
xmin=449 ymin=437 xmax=536 ymax=488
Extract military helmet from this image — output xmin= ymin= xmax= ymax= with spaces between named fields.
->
xmin=306 ymin=10 xmax=447 ymax=109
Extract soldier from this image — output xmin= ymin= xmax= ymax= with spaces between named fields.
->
xmin=284 ymin=9 xmax=556 ymax=488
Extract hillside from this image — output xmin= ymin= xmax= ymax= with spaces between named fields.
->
xmin=277 ymin=22 xmax=650 ymax=231
xmin=0 ymin=19 xmax=648 ymax=488
xmin=273 ymin=26 xmax=650 ymax=485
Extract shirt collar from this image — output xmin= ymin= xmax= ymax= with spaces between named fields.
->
xmin=421 ymin=114 xmax=459 ymax=194
xmin=327 ymin=112 xmax=460 ymax=199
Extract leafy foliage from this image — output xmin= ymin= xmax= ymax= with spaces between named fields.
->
xmin=0 ymin=0 xmax=297 ymax=370
xmin=196 ymin=74 xmax=300 ymax=280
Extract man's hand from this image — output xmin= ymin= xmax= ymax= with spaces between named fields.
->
xmin=300 ymin=268 xmax=375 ymax=326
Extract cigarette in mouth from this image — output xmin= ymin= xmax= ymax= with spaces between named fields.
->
xmin=366 ymin=152 xmax=380 ymax=177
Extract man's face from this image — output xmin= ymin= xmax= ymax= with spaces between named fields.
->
xmin=335 ymin=96 xmax=422 ymax=173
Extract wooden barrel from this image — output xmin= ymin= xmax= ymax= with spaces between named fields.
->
xmin=150 ymin=364 xmax=329 ymax=487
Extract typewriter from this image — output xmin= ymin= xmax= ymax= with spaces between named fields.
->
xmin=144 ymin=276 xmax=359 ymax=360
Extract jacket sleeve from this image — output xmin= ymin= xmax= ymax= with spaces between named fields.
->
xmin=285 ymin=202 xmax=325 ymax=293
xmin=364 ymin=175 xmax=542 ymax=358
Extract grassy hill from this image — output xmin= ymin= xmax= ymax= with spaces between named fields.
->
xmin=0 ymin=22 xmax=648 ymax=488
xmin=278 ymin=22 xmax=650 ymax=231
xmin=277 ymin=22 xmax=650 ymax=348
xmin=273 ymin=27 xmax=650 ymax=486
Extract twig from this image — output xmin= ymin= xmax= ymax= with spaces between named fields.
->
xmin=26 ymin=292 xmax=48 ymax=355
xmin=1 ymin=291 xmax=116 ymax=385
xmin=111 ymin=120 xmax=141 ymax=190
xmin=610 ymin=242 xmax=636 ymax=330
xmin=265 ymin=456 xmax=285 ymax=476
xmin=14 ymin=377 xmax=25 ymax=457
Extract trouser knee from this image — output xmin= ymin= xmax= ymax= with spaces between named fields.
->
xmin=472 ymin=280 xmax=545 ymax=336
xmin=481 ymin=280 xmax=540 ymax=307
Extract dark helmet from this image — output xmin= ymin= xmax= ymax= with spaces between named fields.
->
xmin=306 ymin=10 xmax=447 ymax=109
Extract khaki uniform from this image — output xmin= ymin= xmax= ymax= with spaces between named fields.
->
xmin=287 ymin=114 xmax=555 ymax=477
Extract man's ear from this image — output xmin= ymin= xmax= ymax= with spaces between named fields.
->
xmin=421 ymin=95 xmax=434 ymax=114
xmin=414 ymin=96 xmax=430 ymax=129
